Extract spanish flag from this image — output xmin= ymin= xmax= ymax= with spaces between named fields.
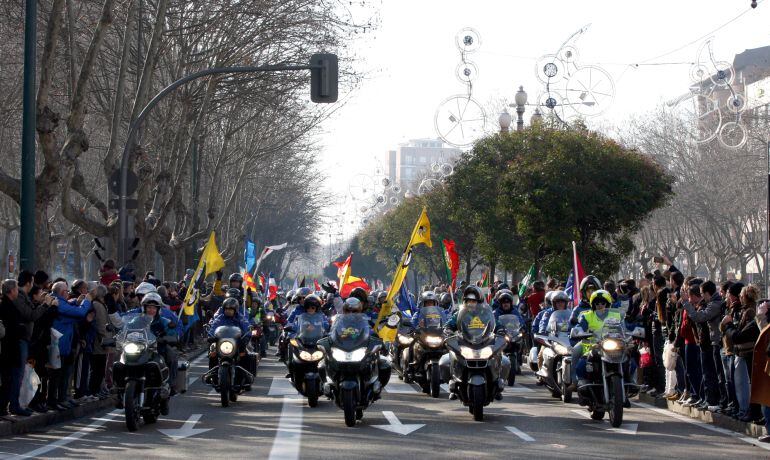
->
xmin=182 ymin=232 xmax=225 ymax=316
xmin=376 ymin=208 xmax=431 ymax=341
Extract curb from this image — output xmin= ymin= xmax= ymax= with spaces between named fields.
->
xmin=0 ymin=345 xmax=208 ymax=438
xmin=636 ymin=392 xmax=766 ymax=438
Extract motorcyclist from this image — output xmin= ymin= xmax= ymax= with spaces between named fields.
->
xmin=336 ymin=297 xmax=391 ymax=389
xmin=444 ymin=286 xmax=484 ymax=333
xmin=570 ymin=290 xmax=623 ymax=389
xmin=439 ymin=292 xmax=453 ymax=311
xmin=348 ymin=287 xmax=377 ymax=326
xmin=493 ymin=290 xmax=524 ymax=325
xmin=141 ymin=293 xmax=178 ymax=394
xmin=287 ymin=294 xmax=330 ymax=335
xmin=569 ymin=275 xmax=602 ymax=326
xmin=532 ymin=291 xmax=556 ymax=335
xmin=286 ymin=287 xmax=313 ymax=324
xmin=126 ymin=283 xmax=178 ymax=328
xmin=411 ymin=291 xmax=445 ymax=327
xmin=207 ymin=297 xmax=252 ymax=366
xmin=539 ymin=290 xmax=570 ymax=334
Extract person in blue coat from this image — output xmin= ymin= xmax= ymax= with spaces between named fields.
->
xmin=538 ymin=290 xmax=570 ymax=334
xmin=286 ymin=295 xmax=329 ymax=336
xmin=208 ymin=298 xmax=252 ymax=340
xmin=50 ymin=281 xmax=92 ymax=409
xmin=411 ymin=291 xmax=445 ymax=328
xmin=493 ymin=290 xmax=524 ymax=326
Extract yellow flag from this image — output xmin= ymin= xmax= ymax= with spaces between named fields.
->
xmin=376 ymin=208 xmax=432 ymax=341
xmin=182 ymin=232 xmax=226 ymax=316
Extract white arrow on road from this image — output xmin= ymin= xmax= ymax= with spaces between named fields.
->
xmin=372 ymin=411 xmax=425 ymax=436
xmin=570 ymin=409 xmax=638 ymax=434
xmin=158 ymin=414 xmax=213 ymax=440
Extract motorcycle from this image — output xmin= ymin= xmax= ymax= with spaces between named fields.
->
xmin=409 ymin=306 xmax=446 ymax=398
xmin=573 ymin=317 xmax=644 ymax=427
xmin=533 ymin=309 xmax=574 ymax=402
xmin=318 ymin=313 xmax=387 ymax=427
xmin=264 ymin=308 xmax=280 ymax=347
xmin=389 ymin=315 xmax=415 ymax=382
xmin=203 ymin=325 xmax=255 ymax=407
xmin=112 ymin=314 xmax=173 ymax=432
xmin=288 ymin=312 xmax=327 ymax=407
xmin=443 ymin=304 xmax=508 ymax=421
xmin=498 ymin=314 xmax=524 ymax=386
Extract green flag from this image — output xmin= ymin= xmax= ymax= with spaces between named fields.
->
xmin=518 ymin=264 xmax=537 ymax=297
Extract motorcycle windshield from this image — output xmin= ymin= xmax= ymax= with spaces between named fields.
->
xmin=457 ymin=304 xmax=495 ymax=345
xmin=417 ymin=306 xmax=445 ymax=330
xmin=599 ymin=317 xmax=627 ymax=340
xmin=498 ymin=314 xmax=521 ymax=333
xmin=330 ymin=313 xmax=370 ymax=351
xmin=214 ymin=325 xmax=242 ymax=340
xmin=118 ymin=313 xmax=156 ymax=346
xmin=548 ymin=310 xmax=572 ymax=334
xmin=297 ymin=313 xmax=326 ymax=344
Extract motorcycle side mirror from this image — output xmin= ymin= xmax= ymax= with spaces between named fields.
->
xmin=632 ymin=327 xmax=646 ymax=339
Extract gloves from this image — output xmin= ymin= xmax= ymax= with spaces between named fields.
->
xmin=321 ymin=282 xmax=337 ymax=294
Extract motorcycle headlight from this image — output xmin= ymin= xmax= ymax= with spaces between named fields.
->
xmin=602 ymin=339 xmax=621 ymax=352
xmin=460 ymin=346 xmax=493 ymax=360
xmin=424 ymin=335 xmax=443 ymax=347
xmin=290 ymin=338 xmax=299 ymax=347
xmin=331 ymin=347 xmax=366 ymax=362
xmin=299 ymin=350 xmax=323 ymax=361
xmin=266 ymin=313 xmax=274 ymax=321
xmin=504 ymin=335 xmax=511 ymax=342
xmin=398 ymin=335 xmax=414 ymax=346
xmin=218 ymin=341 xmax=235 ymax=356
xmin=124 ymin=342 xmax=144 ymax=354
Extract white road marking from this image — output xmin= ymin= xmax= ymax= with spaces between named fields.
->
xmin=269 ymin=377 xmax=298 ymax=396
xmin=3 ymin=410 xmax=121 ymax=460
xmin=372 ymin=411 xmax=425 ymax=435
xmin=633 ymin=402 xmax=770 ymax=452
xmin=570 ymin=409 xmax=638 ymax=434
xmin=268 ymin=396 xmax=304 ymax=460
xmin=505 ymin=425 xmax=535 ymax=441
xmin=158 ymin=413 xmax=212 ymax=440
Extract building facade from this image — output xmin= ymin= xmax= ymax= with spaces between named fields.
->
xmin=385 ymin=139 xmax=462 ymax=191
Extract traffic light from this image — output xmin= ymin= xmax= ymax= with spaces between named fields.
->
xmin=310 ymin=53 xmax=338 ymax=103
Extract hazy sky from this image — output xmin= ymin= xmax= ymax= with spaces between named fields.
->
xmin=315 ymin=0 xmax=770 ymax=236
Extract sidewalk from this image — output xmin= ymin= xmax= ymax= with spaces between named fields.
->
xmin=636 ymin=392 xmax=766 ymax=438
xmin=0 ymin=344 xmax=207 ymax=437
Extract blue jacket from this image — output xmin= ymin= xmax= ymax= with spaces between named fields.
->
xmin=569 ymin=300 xmax=592 ymax=326
xmin=287 ymin=313 xmax=330 ymax=336
xmin=126 ymin=307 xmax=178 ymax=331
xmin=532 ymin=308 xmax=548 ymax=335
xmin=536 ymin=307 xmax=554 ymax=334
xmin=208 ymin=313 xmax=252 ymax=338
xmin=493 ymin=306 xmax=524 ymax=325
xmin=52 ymin=296 xmax=92 ymax=357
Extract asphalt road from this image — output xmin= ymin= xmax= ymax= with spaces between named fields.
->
xmin=1 ymin=347 xmax=768 ymax=460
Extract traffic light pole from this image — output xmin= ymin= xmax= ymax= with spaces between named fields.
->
xmin=117 ymin=55 xmax=338 ymax=264
xmin=19 ymin=0 xmax=36 ymax=271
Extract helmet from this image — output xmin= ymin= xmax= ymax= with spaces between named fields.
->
xmin=141 ymin=292 xmax=163 ymax=313
xmin=304 ymin=294 xmax=322 ymax=310
xmin=222 ymin=297 xmax=240 ymax=311
xmin=462 ymin=286 xmax=482 ymax=302
xmin=377 ymin=291 xmax=388 ymax=301
xmin=286 ymin=290 xmax=296 ymax=303
xmin=367 ymin=294 xmax=376 ymax=306
xmin=349 ymin=287 xmax=369 ymax=305
xmin=497 ymin=290 xmax=515 ymax=304
xmin=544 ymin=291 xmax=556 ymax=308
xmin=439 ymin=292 xmax=452 ymax=307
xmin=589 ymin=290 xmax=613 ymax=310
xmin=229 ymin=273 xmax=243 ymax=284
xmin=296 ymin=287 xmax=313 ymax=299
xmin=419 ymin=291 xmax=438 ymax=307
xmin=135 ymin=282 xmax=157 ymax=296
xmin=226 ymin=288 xmax=242 ymax=299
xmin=551 ymin=290 xmax=569 ymax=307
xmin=580 ymin=275 xmax=602 ymax=298
xmin=343 ymin=297 xmax=363 ymax=313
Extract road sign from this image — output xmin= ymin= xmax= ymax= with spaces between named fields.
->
xmin=109 ymin=169 xmax=139 ymax=196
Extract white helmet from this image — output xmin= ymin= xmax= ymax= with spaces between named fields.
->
xmin=141 ymin=292 xmax=163 ymax=309
xmin=135 ymin=282 xmax=157 ymax=296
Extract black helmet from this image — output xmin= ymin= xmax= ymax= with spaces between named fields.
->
xmin=349 ymin=287 xmax=369 ymax=305
xmin=377 ymin=291 xmax=388 ymax=302
xmin=419 ymin=291 xmax=438 ymax=307
xmin=497 ymin=291 xmax=515 ymax=304
xmin=229 ymin=273 xmax=243 ymax=284
xmin=286 ymin=290 xmax=296 ymax=302
xmin=439 ymin=292 xmax=452 ymax=307
xmin=226 ymin=288 xmax=242 ymax=299
xmin=463 ymin=286 xmax=483 ymax=302
xmin=222 ymin=297 xmax=239 ymax=311
xmin=304 ymin=294 xmax=322 ymax=310
xmin=579 ymin=275 xmax=602 ymax=299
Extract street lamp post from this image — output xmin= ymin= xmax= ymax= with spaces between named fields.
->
xmin=766 ymin=140 xmax=770 ymax=296
xmin=498 ymin=110 xmax=512 ymax=133
xmin=514 ymin=86 xmax=528 ymax=131
xmin=19 ymin=0 xmax=36 ymax=271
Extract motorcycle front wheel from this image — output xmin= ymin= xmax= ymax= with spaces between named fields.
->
xmin=608 ymin=374 xmax=624 ymax=427
xmin=471 ymin=385 xmax=485 ymax=422
xmin=342 ymin=388 xmax=357 ymax=427
xmin=220 ymin=366 xmax=231 ymax=407
xmin=430 ymin=364 xmax=441 ymax=398
xmin=307 ymin=381 xmax=319 ymax=408
xmin=124 ymin=380 xmax=141 ymax=432
xmin=507 ymin=354 xmax=517 ymax=386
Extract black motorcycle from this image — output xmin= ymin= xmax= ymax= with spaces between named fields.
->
xmin=409 ymin=306 xmax=446 ymax=398
xmin=264 ymin=308 xmax=280 ymax=347
xmin=573 ymin=318 xmax=644 ymax=427
xmin=112 ymin=314 xmax=173 ymax=432
xmin=318 ymin=313 xmax=387 ymax=427
xmin=288 ymin=312 xmax=327 ymax=407
xmin=203 ymin=325 xmax=255 ymax=407
xmin=389 ymin=314 xmax=415 ymax=382
xmin=497 ymin=314 xmax=524 ymax=386
xmin=443 ymin=304 xmax=507 ymax=421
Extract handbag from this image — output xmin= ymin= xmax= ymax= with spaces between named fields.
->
xmin=48 ymin=327 xmax=63 ymax=369
xmin=639 ymin=346 xmax=652 ymax=368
